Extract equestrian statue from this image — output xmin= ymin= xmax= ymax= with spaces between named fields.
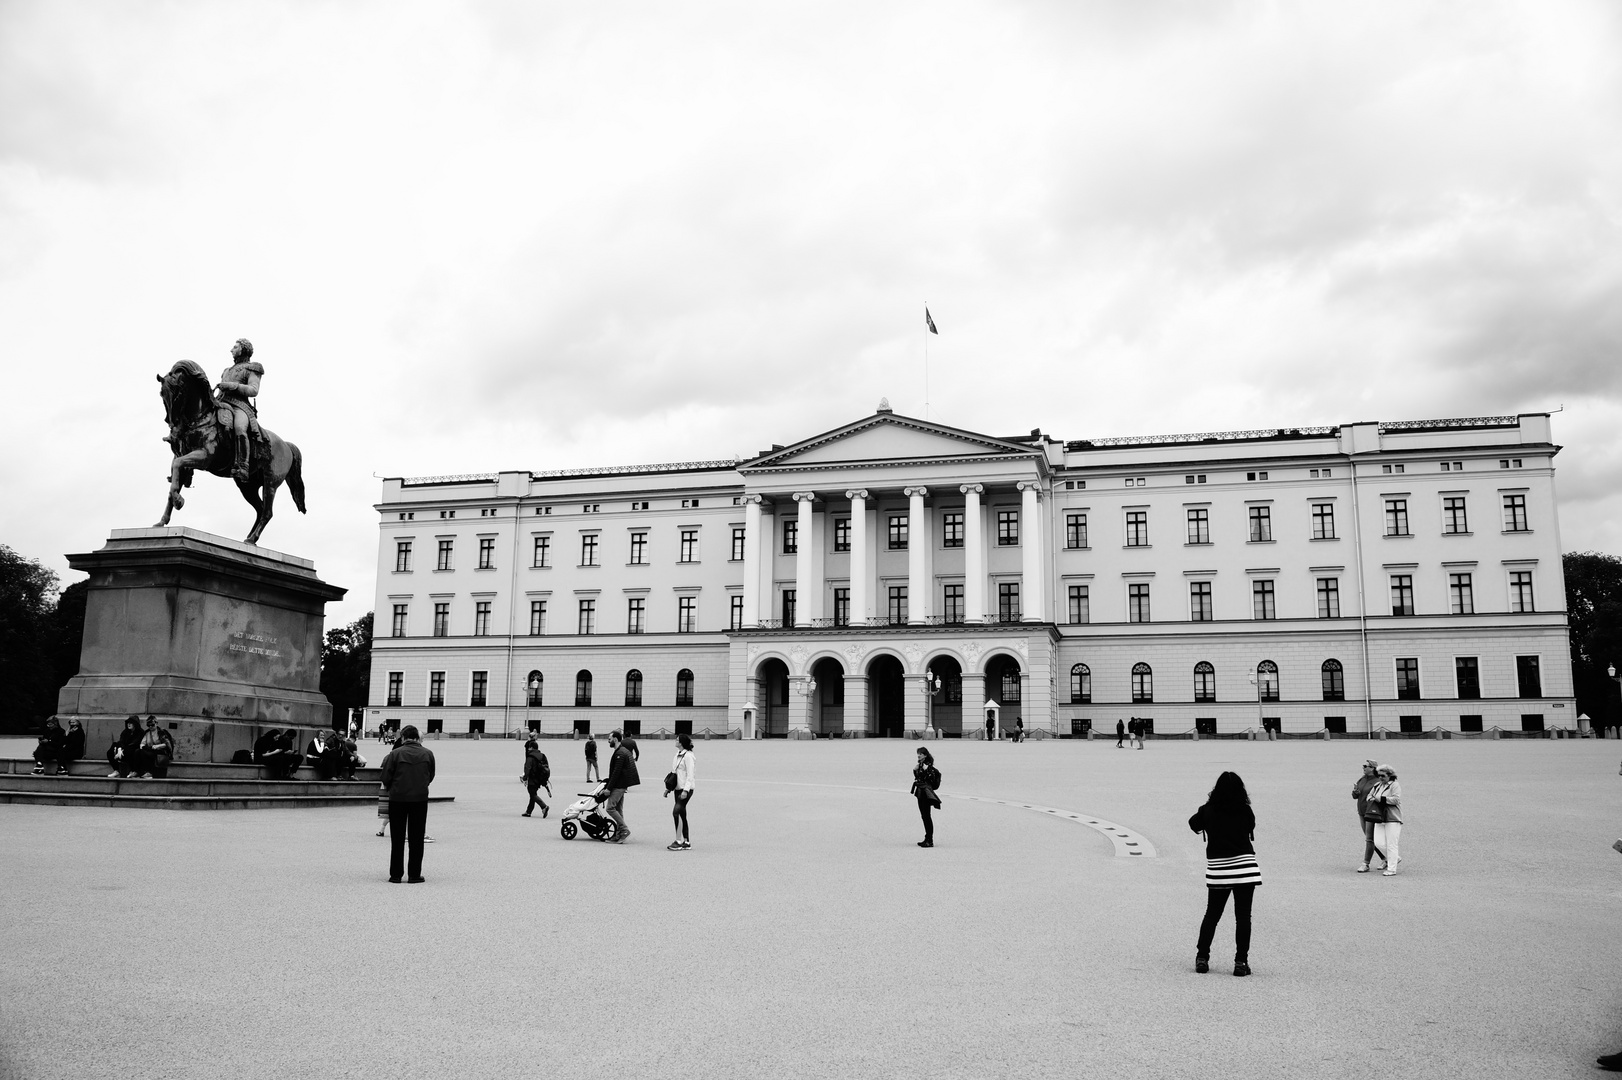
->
xmin=154 ymin=338 xmax=305 ymax=545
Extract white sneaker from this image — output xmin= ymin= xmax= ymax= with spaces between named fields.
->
xmin=108 ymin=771 xmax=121 ymax=778
xmin=1356 ymin=864 xmax=1369 ymax=873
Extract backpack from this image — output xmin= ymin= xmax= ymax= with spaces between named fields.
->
xmin=926 ymin=765 xmax=942 ymax=791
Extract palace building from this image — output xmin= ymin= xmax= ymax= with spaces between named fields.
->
xmin=365 ymin=405 xmax=1574 ymax=738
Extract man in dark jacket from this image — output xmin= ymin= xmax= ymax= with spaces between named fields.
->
xmin=521 ymin=739 xmax=550 ymax=818
xmin=602 ymin=729 xmax=640 ymax=843
xmin=380 ymin=725 xmax=436 ymax=883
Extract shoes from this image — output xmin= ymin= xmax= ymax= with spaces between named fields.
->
xmin=376 ymin=829 xmax=386 ymax=837
xmin=424 ymin=837 xmax=435 ymax=843
xmin=31 ymin=765 xmax=44 ymax=774
xmin=917 ymin=839 xmax=933 ymax=848
xmin=668 ymin=841 xmax=684 ymax=850
xmin=57 ymin=767 xmax=70 ymax=775
xmin=388 ymin=877 xmax=402 ymax=884
xmin=1195 ymin=958 xmax=1209 ymax=974
xmin=681 ymin=840 xmax=690 ymax=849
xmin=1233 ymin=962 xmax=1251 ymax=977
xmin=108 ymin=771 xmax=120 ymax=778
xmin=615 ymin=829 xmax=630 ymax=844
xmin=1383 ymin=860 xmax=1399 ymax=876
xmin=521 ymin=812 xmax=532 ymax=817
xmin=1597 ymin=1051 xmax=1622 ymax=1071
xmin=408 ymin=877 xmax=426 ymax=884
xmin=1356 ymin=864 xmax=1369 ymax=873
xmin=541 ymin=806 xmax=549 ymax=818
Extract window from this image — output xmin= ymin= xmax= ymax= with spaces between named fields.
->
xmin=580 ymin=534 xmax=599 ymax=567
xmin=1131 ymin=662 xmax=1153 ymax=703
xmin=941 ymin=512 xmax=963 ymax=548
xmin=387 ymin=671 xmax=402 ymax=707
xmin=997 ymin=583 xmax=1020 ymax=622
xmin=679 ymin=529 xmax=698 ymax=563
xmin=1248 ymin=506 xmax=1272 ymax=542
xmin=436 ymin=539 xmax=453 ymax=571
xmin=1246 ymin=471 xmax=1270 ymax=481
xmin=888 ymin=586 xmax=908 ymax=624
xmin=1126 ymin=511 xmax=1149 ymax=547
xmin=629 ymin=532 xmax=647 ymax=564
xmin=582 ymin=503 xmax=600 ymax=514
xmin=1385 ymin=500 xmax=1409 ymax=537
xmin=1257 ymin=660 xmax=1279 ymax=702
xmin=1194 ymin=661 xmax=1216 ymax=703
xmin=1128 ymin=582 xmax=1150 ymax=623
xmin=470 ymin=670 xmax=488 ymax=707
xmin=1442 ymin=496 xmax=1468 ymax=534
xmin=432 ymin=602 xmax=449 ymax=638
xmin=529 ymin=600 xmax=546 ymax=636
xmin=1456 ymin=657 xmax=1480 ymax=700
xmin=782 ymin=520 xmax=798 ymax=554
xmin=478 ymin=537 xmax=495 ymax=569
xmin=1189 ymin=582 xmax=1213 ymax=622
xmin=1321 ymin=659 xmax=1344 ymax=702
xmin=1503 ymin=494 xmax=1529 ymax=532
xmin=1001 ymin=667 xmax=1022 ymax=703
xmin=1317 ymin=578 xmax=1340 ymax=619
xmin=835 ymin=587 xmax=852 ymax=626
xmin=1312 ymin=503 xmax=1335 ymax=540
xmin=395 ymin=540 xmax=412 ymax=572
xmin=1396 ymin=658 xmax=1420 ymax=700
xmin=577 ymin=599 xmax=596 ymax=635
xmin=1516 ymin=656 xmax=1541 ymax=698
xmin=1510 ymin=571 xmax=1534 ymax=612
xmin=782 ymin=589 xmax=797 ymax=626
xmin=1252 ymin=579 xmax=1276 ymax=620
xmin=428 ymin=671 xmax=444 ymax=707
xmin=1068 ymin=585 xmax=1089 ymax=625
xmin=575 ymin=670 xmax=592 ymax=707
xmin=1381 ymin=463 xmax=1405 ymax=475
xmin=1449 ymin=573 xmax=1474 ymax=614
xmin=526 ymin=671 xmax=543 ymax=706
xmin=942 ymin=584 xmax=963 ymax=625
xmin=532 ymin=535 xmax=550 ymax=568
xmin=730 ymin=594 xmax=745 ymax=630
xmin=625 ymin=669 xmax=642 ymax=706
xmin=626 ymin=597 xmax=644 ymax=634
xmin=391 ymin=604 xmax=408 ymax=637
xmin=1186 ymin=508 xmax=1209 ymax=545
xmin=997 ymin=510 xmax=1019 ymax=546
xmin=1070 ymin=663 xmax=1092 ymax=704
xmin=888 ymin=515 xmax=908 ymax=550
xmin=473 ymin=600 xmax=491 ymax=636
xmin=676 ymin=669 xmax=695 ymax=707
xmin=1390 ymin=575 xmax=1415 ymax=616
xmin=731 ymin=528 xmax=746 ymax=561
xmin=678 ymin=596 xmax=697 ymax=633
xmin=835 ymin=517 xmax=852 ymax=552
xmin=1066 ymin=513 xmax=1088 ymax=549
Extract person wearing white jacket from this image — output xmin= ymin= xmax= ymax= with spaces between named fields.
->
xmin=667 ymin=734 xmax=696 ymax=851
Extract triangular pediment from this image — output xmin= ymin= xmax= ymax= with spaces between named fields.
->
xmin=745 ymin=413 xmax=1041 ymax=471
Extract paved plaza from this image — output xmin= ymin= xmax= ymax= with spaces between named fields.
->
xmin=2 ymin=735 xmax=1620 ymax=1079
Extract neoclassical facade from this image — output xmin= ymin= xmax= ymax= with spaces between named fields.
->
xmin=365 ymin=406 xmax=1574 ymax=737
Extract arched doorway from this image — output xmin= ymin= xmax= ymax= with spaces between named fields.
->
xmin=868 ymin=655 xmax=905 ymax=738
xmin=984 ymin=654 xmax=1023 ymax=736
xmin=927 ymin=655 xmax=963 ymax=736
xmin=758 ymin=658 xmax=790 ymax=738
xmin=811 ymin=657 xmax=845 ymax=735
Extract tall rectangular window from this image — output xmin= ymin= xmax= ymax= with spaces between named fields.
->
xmin=678 ymin=596 xmax=697 ymax=633
xmin=436 ymin=539 xmax=453 ymax=571
xmin=532 ymin=535 xmax=550 ymax=568
xmin=834 ymin=587 xmax=851 ymax=626
xmin=1126 ymin=511 xmax=1148 ymax=547
xmin=387 ymin=672 xmax=403 ymax=707
xmin=1248 ymin=506 xmax=1272 ymax=542
xmin=782 ymin=589 xmax=796 ymax=627
xmin=1190 ymin=581 xmax=1213 ymax=622
xmin=478 ymin=537 xmax=495 ymax=569
xmin=529 ymin=599 xmax=546 ymax=636
xmin=1510 ymin=571 xmax=1535 ymax=612
xmin=1385 ymin=500 xmax=1410 ymax=537
xmin=1068 ymin=585 xmax=1089 ymax=625
xmin=1128 ymin=582 xmax=1150 ymax=623
xmin=1390 ymin=575 xmax=1415 ymax=616
xmin=679 ymin=529 xmax=698 ymax=563
xmin=580 ymin=534 xmax=599 ymax=567
xmin=577 ymin=599 xmax=595 ymax=635
xmin=470 ymin=670 xmax=488 ymax=707
xmin=888 ymin=515 xmax=908 ymax=550
xmin=391 ymin=604 xmax=408 ymax=637
xmin=942 ymin=584 xmax=963 ymax=624
xmin=941 ymin=512 xmax=963 ymax=548
xmin=1516 ymin=655 xmax=1541 ymax=698
xmin=1311 ymin=503 xmax=1336 ymax=540
xmin=997 ymin=510 xmax=1019 ymax=546
xmin=998 ymin=583 xmax=1020 ymax=622
xmin=782 ymin=520 xmax=798 ymax=554
xmin=1194 ymin=665 xmax=1216 ymax=703
xmin=834 ymin=518 xmax=852 ymax=552
xmin=1442 ymin=496 xmax=1468 ymax=534
xmin=626 ymin=597 xmax=644 ymax=634
xmin=1317 ymin=578 xmax=1340 ymax=618
xmin=473 ymin=600 xmax=491 ymax=636
xmin=629 ymin=532 xmax=647 ymax=564
xmin=1503 ymin=494 xmax=1529 ymax=532
xmin=1186 ymin=509 xmax=1209 ymax=544
xmin=1455 ymin=657 xmax=1481 ymax=700
xmin=730 ymin=594 xmax=745 ymax=630
xmin=1449 ymin=573 xmax=1474 ymax=614
xmin=731 ymin=527 xmax=746 ymax=561
xmin=395 ymin=540 xmax=412 ymax=572
xmin=428 ymin=671 xmax=445 ymax=707
xmin=1395 ymin=658 xmax=1420 ymax=700
xmin=433 ymin=602 xmax=449 ymax=637
xmin=1252 ymin=579 xmax=1276 ymax=620
xmin=1066 ymin=513 xmax=1088 ymax=549
xmin=888 ymin=586 xmax=908 ymax=624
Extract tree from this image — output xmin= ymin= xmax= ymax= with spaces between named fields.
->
xmin=49 ymin=580 xmax=88 ymax=693
xmin=1564 ymin=552 xmax=1622 ymax=729
xmin=0 ymin=545 xmax=60 ymax=732
xmin=320 ymin=611 xmax=373 ymax=729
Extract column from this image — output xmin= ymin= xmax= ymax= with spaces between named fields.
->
xmin=787 ymin=675 xmax=812 ymax=736
xmin=792 ymin=493 xmax=816 ymax=626
xmin=961 ymin=484 xmax=984 ymax=623
xmin=846 ymin=489 xmax=868 ymax=626
xmin=844 ymin=673 xmax=869 ymax=737
xmin=742 ymin=495 xmax=764 ymax=626
xmin=1018 ymin=481 xmax=1044 ymax=621
xmin=905 ymin=486 xmax=929 ymax=623
xmin=961 ymin=672 xmax=987 ymax=736
xmin=903 ymin=673 xmax=930 ymax=735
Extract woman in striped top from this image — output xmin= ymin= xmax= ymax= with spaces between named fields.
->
xmin=1189 ymin=771 xmax=1262 ymax=977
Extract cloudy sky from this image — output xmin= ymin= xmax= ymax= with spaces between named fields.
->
xmin=3 ymin=0 xmax=1620 ymax=625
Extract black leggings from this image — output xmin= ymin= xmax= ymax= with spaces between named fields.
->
xmin=672 ymin=789 xmax=692 ymax=840
xmin=917 ymin=796 xmax=934 ymax=840
xmin=1196 ymin=885 xmax=1254 ymax=963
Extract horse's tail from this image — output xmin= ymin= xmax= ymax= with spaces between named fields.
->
xmin=288 ymin=443 xmax=307 ymax=514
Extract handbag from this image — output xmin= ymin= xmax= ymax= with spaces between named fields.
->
xmin=664 ymin=771 xmax=679 ymax=792
xmin=1363 ymin=798 xmax=1386 ymax=822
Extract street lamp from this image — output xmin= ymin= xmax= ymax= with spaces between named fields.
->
xmin=527 ymin=674 xmax=541 ymax=739
xmin=1247 ymin=672 xmax=1264 ymax=736
xmin=1609 ymin=664 xmax=1621 ymax=738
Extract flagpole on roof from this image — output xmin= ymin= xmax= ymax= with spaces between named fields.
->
xmin=923 ymin=302 xmax=938 ymax=421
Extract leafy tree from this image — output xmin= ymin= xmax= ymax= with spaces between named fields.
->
xmin=0 ymin=545 xmax=60 ymax=731
xmin=49 ymin=580 xmax=88 ymax=692
xmin=320 ymin=611 xmax=373 ymax=729
xmin=1564 ymin=552 xmax=1622 ymax=729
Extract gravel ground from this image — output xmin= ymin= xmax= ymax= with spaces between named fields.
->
xmin=2 ymin=734 xmax=1620 ymax=1080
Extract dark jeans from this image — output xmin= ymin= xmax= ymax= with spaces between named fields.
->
xmin=1196 ymin=885 xmax=1254 ymax=963
xmin=525 ymin=781 xmax=550 ymax=814
xmin=133 ymin=748 xmax=172 ymax=778
xmin=389 ymin=800 xmax=429 ymax=880
xmin=107 ymin=747 xmax=136 ymax=777
xmin=917 ymin=795 xmax=934 ymax=840
xmin=672 ymin=789 xmax=692 ymax=840
xmin=1361 ymin=818 xmax=1386 ymax=865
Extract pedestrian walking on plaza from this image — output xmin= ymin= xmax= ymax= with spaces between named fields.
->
xmin=584 ymin=735 xmax=600 ymax=783
xmin=1352 ymin=759 xmax=1386 ymax=872
xmin=666 ymin=734 xmax=696 ymax=850
xmin=521 ymin=738 xmax=551 ymax=818
xmin=602 ymin=729 xmax=640 ymax=843
xmin=1368 ymin=764 xmax=1403 ymax=876
xmin=1116 ymin=718 xmax=1126 ymax=749
xmin=912 ymin=746 xmax=942 ymax=848
xmin=1014 ymin=718 xmax=1025 ymax=743
xmin=381 ymin=725 xmax=436 ymax=883
xmin=1190 ymin=771 xmax=1262 ymax=976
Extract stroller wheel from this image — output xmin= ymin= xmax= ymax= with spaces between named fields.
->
xmin=560 ymin=820 xmax=578 ymax=840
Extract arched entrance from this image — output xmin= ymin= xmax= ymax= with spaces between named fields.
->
xmin=810 ymin=657 xmax=845 ymax=735
xmin=927 ymin=656 xmax=963 ymax=736
xmin=758 ymin=658 xmax=790 ymax=738
xmin=868 ymin=655 xmax=905 ymax=738
xmin=984 ymin=654 xmax=1023 ymax=737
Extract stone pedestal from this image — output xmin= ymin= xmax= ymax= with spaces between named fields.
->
xmin=56 ymin=528 xmax=347 ymax=762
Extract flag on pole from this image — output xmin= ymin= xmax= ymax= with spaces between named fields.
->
xmin=925 ymin=306 xmax=938 ymax=334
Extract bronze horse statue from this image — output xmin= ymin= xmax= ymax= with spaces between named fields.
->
xmin=154 ymin=360 xmax=305 ymax=545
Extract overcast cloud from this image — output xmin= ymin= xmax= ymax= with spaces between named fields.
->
xmin=3 ymin=0 xmax=1620 ymax=623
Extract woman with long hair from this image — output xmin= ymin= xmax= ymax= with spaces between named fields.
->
xmin=911 ymin=746 xmax=941 ymax=848
xmin=1189 ymin=770 xmax=1262 ymax=976
xmin=667 ymin=733 xmax=695 ymax=850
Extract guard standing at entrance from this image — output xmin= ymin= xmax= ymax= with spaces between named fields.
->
xmin=986 ymin=709 xmax=996 ymax=741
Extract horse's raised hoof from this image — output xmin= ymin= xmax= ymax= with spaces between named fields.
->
xmin=172 ymin=494 xmax=185 ymax=510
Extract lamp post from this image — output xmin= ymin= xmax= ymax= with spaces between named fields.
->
xmin=526 ymin=674 xmax=540 ymax=739
xmin=1248 ymin=672 xmax=1264 ymax=736
xmin=924 ymin=668 xmax=942 ymax=736
xmin=1609 ymin=664 xmax=1621 ymax=738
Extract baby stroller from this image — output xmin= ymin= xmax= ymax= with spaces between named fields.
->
xmin=559 ymin=782 xmax=621 ymax=841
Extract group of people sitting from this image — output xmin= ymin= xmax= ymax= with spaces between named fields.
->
xmin=106 ymin=715 xmax=176 ymax=778
xmin=31 ymin=717 xmax=87 ymax=775
xmin=34 ymin=717 xmax=367 ymax=782
xmin=251 ymin=727 xmax=366 ymax=780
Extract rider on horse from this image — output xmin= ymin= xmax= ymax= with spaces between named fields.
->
xmin=216 ymin=338 xmax=263 ymax=483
